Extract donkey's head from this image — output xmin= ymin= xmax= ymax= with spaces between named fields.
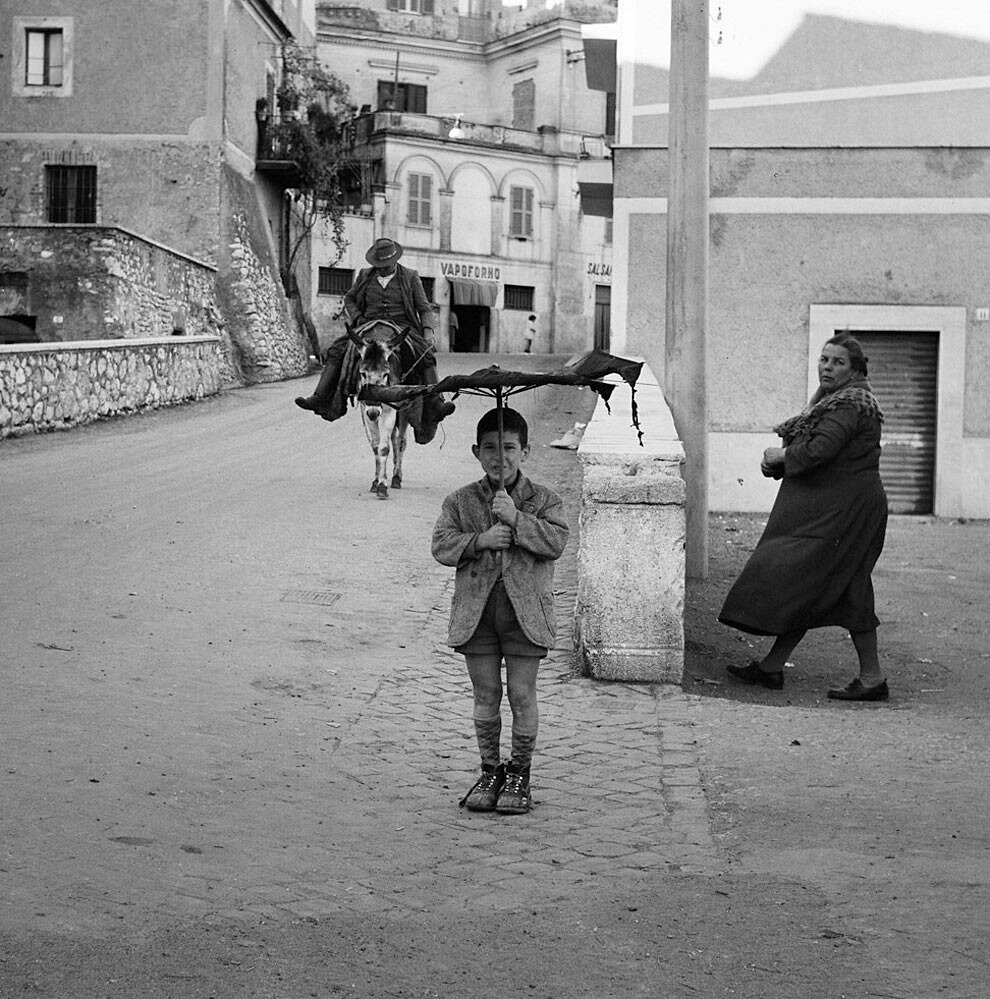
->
xmin=357 ymin=338 xmax=399 ymax=421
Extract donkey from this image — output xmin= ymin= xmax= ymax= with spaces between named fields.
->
xmin=353 ymin=322 xmax=410 ymax=500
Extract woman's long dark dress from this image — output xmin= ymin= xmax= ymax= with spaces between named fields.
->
xmin=718 ymin=403 xmax=888 ymax=636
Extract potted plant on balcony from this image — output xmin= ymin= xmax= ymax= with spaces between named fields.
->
xmin=274 ymin=43 xmax=357 ymax=292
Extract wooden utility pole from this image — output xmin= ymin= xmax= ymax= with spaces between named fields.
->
xmin=665 ymin=0 xmax=710 ymax=579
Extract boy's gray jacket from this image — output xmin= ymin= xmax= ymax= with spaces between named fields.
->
xmin=432 ymin=475 xmax=569 ymax=648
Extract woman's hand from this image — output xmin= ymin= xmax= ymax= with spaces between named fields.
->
xmin=761 ymin=446 xmax=786 ymax=477
xmin=477 ymin=524 xmax=514 ymax=551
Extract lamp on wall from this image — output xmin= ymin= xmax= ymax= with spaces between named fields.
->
xmin=447 ymin=114 xmax=464 ymax=139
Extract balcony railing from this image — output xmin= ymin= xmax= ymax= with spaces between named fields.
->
xmin=255 ymin=115 xmax=303 ymax=180
xmin=345 ymin=112 xmax=611 ymax=160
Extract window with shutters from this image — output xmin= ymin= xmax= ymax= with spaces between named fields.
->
xmin=13 ymin=16 xmax=73 ymax=97
xmin=386 ymin=0 xmax=435 ymax=14
xmin=509 ymin=186 xmax=534 ymax=239
xmin=26 ymin=28 xmax=63 ymax=86
xmin=407 ymin=173 xmax=433 ymax=227
xmin=45 ymin=165 xmax=97 ymax=223
xmin=376 ymin=80 xmax=427 ymax=113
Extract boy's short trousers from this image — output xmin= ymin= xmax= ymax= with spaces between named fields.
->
xmin=455 ymin=579 xmax=549 ymax=659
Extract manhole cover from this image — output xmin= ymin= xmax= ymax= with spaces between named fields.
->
xmin=281 ymin=590 xmax=342 ymax=607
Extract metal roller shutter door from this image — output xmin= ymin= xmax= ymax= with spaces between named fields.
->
xmin=854 ymin=332 xmax=938 ymax=515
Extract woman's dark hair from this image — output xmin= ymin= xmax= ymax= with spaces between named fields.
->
xmin=477 ymin=406 xmax=528 ymax=448
xmin=825 ymin=334 xmax=869 ymax=376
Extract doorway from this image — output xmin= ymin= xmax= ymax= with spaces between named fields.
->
xmin=0 ymin=315 xmax=39 ymax=344
xmin=451 ymin=306 xmax=490 ymax=352
xmin=594 ymin=285 xmax=611 ymax=351
xmin=854 ymin=331 xmax=938 ymax=515
xmin=809 ymin=304 xmax=966 ymax=518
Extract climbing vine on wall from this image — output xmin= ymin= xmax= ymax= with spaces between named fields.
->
xmin=273 ymin=42 xmax=356 ymax=284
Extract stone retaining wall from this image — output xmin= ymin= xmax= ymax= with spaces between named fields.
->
xmin=0 ymin=337 xmax=223 ymax=439
xmin=576 ymin=363 xmax=687 ymax=683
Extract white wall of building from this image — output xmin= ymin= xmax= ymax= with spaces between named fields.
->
xmin=613 ymin=0 xmax=990 ymax=518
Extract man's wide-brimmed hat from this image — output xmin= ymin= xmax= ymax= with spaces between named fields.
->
xmin=366 ymin=238 xmax=403 ymax=267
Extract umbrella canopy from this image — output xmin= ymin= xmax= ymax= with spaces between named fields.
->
xmin=360 ymin=349 xmax=644 ymax=488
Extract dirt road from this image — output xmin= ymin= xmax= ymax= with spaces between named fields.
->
xmin=1 ymin=354 xmax=987 ymax=998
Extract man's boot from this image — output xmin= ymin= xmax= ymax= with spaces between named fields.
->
xmin=295 ymin=345 xmax=344 ymax=414
xmin=420 ymin=362 xmax=455 ymax=423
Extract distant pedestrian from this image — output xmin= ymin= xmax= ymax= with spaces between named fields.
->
xmin=523 ymin=314 xmax=537 ymax=353
xmin=432 ymin=407 xmax=569 ymax=813
xmin=448 ymin=309 xmax=459 ymax=352
xmin=719 ymin=334 xmax=890 ymax=701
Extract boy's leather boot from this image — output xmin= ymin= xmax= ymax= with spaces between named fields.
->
xmin=495 ymin=765 xmax=531 ymax=815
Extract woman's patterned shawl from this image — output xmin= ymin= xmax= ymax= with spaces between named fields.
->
xmin=774 ymin=374 xmax=884 ymax=446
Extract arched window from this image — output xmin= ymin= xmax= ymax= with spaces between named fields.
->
xmin=407 ymin=172 xmax=433 ymax=227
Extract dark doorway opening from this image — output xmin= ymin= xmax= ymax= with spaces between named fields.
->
xmin=594 ymin=284 xmax=611 ymax=351
xmin=0 ymin=316 xmax=39 ymax=344
xmin=451 ymin=306 xmax=490 ymax=352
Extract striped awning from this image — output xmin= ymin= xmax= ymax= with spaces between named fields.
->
xmin=448 ymin=277 xmax=498 ymax=307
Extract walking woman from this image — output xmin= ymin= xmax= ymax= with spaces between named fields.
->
xmin=718 ymin=334 xmax=890 ymax=701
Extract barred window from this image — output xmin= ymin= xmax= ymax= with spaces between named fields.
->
xmin=407 ymin=172 xmax=432 ymax=227
xmin=503 ymin=285 xmax=534 ymax=311
xmin=318 ymin=267 xmax=353 ymax=295
xmin=46 ymin=165 xmax=96 ymax=223
xmin=509 ymin=186 xmax=534 ymax=239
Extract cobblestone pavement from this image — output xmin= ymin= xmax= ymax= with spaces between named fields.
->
xmin=1 ymin=355 xmax=716 ymax=936
xmin=6 ymin=355 xmax=984 ymax=998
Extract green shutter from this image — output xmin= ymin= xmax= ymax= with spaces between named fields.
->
xmin=422 ymin=174 xmax=432 ymax=226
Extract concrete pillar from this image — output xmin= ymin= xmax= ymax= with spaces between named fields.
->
xmin=575 ymin=363 xmax=686 ymax=683
xmin=664 ymin=0 xmax=709 ymax=579
xmin=490 ymin=195 xmax=505 ymax=256
xmin=577 ymin=462 xmax=686 ymax=682
xmin=439 ymin=188 xmax=454 ymax=252
xmin=381 ymin=183 xmax=401 ymax=238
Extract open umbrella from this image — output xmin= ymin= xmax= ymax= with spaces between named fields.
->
xmin=359 ymin=349 xmax=644 ymax=489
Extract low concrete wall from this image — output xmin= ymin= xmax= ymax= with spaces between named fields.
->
xmin=0 ymin=336 xmax=223 ymax=439
xmin=576 ymin=363 xmax=687 ymax=682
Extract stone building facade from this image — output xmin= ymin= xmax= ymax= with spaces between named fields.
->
xmin=0 ymin=0 xmax=316 ymax=386
xmin=308 ymin=0 xmax=616 ymax=356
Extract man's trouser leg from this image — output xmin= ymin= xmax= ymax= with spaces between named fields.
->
xmin=295 ymin=336 xmax=348 ymax=412
xmin=420 ymin=356 xmax=456 ymax=422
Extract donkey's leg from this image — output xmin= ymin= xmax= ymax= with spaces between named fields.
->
xmin=362 ymin=405 xmax=384 ymax=492
xmin=391 ymin=413 xmax=408 ymax=489
xmin=373 ymin=406 xmax=397 ymax=499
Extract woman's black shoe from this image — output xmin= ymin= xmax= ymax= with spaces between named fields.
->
xmin=827 ymin=678 xmax=889 ymax=701
xmin=726 ymin=660 xmax=784 ymax=690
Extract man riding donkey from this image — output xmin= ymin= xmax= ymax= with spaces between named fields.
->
xmin=295 ymin=237 xmax=456 ymax=443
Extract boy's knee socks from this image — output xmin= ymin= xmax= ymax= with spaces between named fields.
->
xmin=509 ymin=727 xmax=537 ymax=773
xmin=473 ymin=712 xmax=502 ymax=768
xmin=474 ymin=713 xmax=537 ymax=771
